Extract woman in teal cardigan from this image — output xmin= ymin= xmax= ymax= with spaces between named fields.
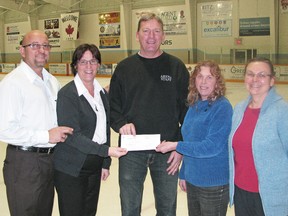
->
xmin=229 ymin=57 xmax=288 ymax=216
xmin=156 ymin=60 xmax=232 ymax=216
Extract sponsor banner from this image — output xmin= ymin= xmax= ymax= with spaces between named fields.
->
xmin=99 ymin=24 xmax=120 ymax=36
xmin=220 ymin=65 xmax=245 ymax=80
xmin=6 ymin=26 xmax=20 ymax=35
xmin=99 ymin=12 xmax=120 ymax=24
xmin=1 ymin=62 xmax=287 ymax=82
xmin=132 ymin=5 xmax=190 ymax=50
xmin=7 ymin=35 xmax=20 ymax=44
xmin=0 ymin=63 xmax=17 ymax=73
xmin=61 ymin=12 xmax=79 ymax=40
xmin=44 ymin=18 xmax=60 ymax=47
xmin=99 ymin=12 xmax=121 ymax=49
xmin=5 ymin=22 xmax=31 ymax=52
xmin=98 ymin=63 xmax=114 ymax=75
xmin=185 ymin=64 xmax=288 ymax=82
xmin=202 ymin=19 xmax=232 ymax=37
xmin=199 ymin=1 xmax=233 ymax=21
xmin=100 ymin=36 xmax=120 ymax=49
xmin=186 ymin=64 xmax=244 ymax=80
xmin=239 ymin=17 xmax=270 ymax=36
xmin=274 ymin=65 xmax=288 ymax=81
xmin=160 ymin=10 xmax=187 ymax=35
xmin=49 ymin=63 xmax=67 ymax=75
xmin=134 ymin=8 xmax=187 ymax=35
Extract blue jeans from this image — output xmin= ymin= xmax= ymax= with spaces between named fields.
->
xmin=186 ymin=182 xmax=229 ymax=216
xmin=119 ymin=151 xmax=178 ymax=216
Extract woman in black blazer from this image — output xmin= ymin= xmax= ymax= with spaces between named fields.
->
xmin=54 ymin=44 xmax=127 ymax=216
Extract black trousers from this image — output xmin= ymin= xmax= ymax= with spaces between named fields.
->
xmin=3 ymin=146 xmax=54 ymax=216
xmin=234 ymin=185 xmax=265 ymax=216
xmin=54 ymin=154 xmax=104 ymax=216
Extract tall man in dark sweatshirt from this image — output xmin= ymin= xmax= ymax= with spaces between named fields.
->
xmin=109 ymin=13 xmax=189 ymax=216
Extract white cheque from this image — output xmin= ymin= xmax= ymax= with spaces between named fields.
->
xmin=121 ymin=134 xmax=161 ymax=151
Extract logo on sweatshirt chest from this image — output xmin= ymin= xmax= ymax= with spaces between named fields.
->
xmin=160 ymin=75 xmax=172 ymax=82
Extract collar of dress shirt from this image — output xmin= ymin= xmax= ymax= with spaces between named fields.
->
xmin=74 ymin=73 xmax=104 ymax=97
xmin=21 ymin=60 xmax=52 ymax=83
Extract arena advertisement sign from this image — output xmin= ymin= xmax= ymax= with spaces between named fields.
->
xmin=199 ymin=1 xmax=233 ymax=21
xmin=5 ymin=22 xmax=31 ymax=52
xmin=44 ymin=18 xmax=60 ymax=47
xmin=239 ymin=17 xmax=270 ymax=36
xmin=132 ymin=5 xmax=190 ymax=50
xmin=99 ymin=12 xmax=120 ymax=49
xmin=202 ymin=20 xmax=232 ymax=37
xmin=185 ymin=64 xmax=288 ymax=83
xmin=198 ymin=1 xmax=232 ymax=38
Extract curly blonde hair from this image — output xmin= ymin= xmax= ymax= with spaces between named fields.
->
xmin=187 ymin=60 xmax=226 ymax=106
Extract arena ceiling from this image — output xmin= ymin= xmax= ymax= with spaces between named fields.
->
xmin=0 ymin=0 xmax=184 ymax=16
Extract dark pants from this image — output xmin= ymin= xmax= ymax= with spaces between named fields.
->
xmin=186 ymin=182 xmax=229 ymax=216
xmin=234 ymin=185 xmax=265 ymax=216
xmin=54 ymin=154 xmax=103 ymax=216
xmin=119 ymin=151 xmax=178 ymax=216
xmin=3 ymin=146 xmax=54 ymax=216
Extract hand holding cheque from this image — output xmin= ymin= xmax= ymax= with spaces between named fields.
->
xmin=119 ymin=123 xmax=161 ymax=151
xmin=121 ymin=134 xmax=161 ymax=151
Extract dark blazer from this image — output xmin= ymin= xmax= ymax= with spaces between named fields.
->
xmin=53 ymin=80 xmax=111 ymax=177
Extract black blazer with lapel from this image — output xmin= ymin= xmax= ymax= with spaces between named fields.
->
xmin=53 ymin=80 xmax=111 ymax=177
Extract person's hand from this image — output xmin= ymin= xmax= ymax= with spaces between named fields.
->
xmin=108 ymin=146 xmax=128 ymax=158
xmin=166 ymin=151 xmax=182 ymax=175
xmin=156 ymin=141 xmax=178 ymax=153
xmin=179 ymin=179 xmax=187 ymax=192
xmin=101 ymin=168 xmax=110 ymax=181
xmin=119 ymin=123 xmax=136 ymax=135
xmin=48 ymin=126 xmax=73 ymax=143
